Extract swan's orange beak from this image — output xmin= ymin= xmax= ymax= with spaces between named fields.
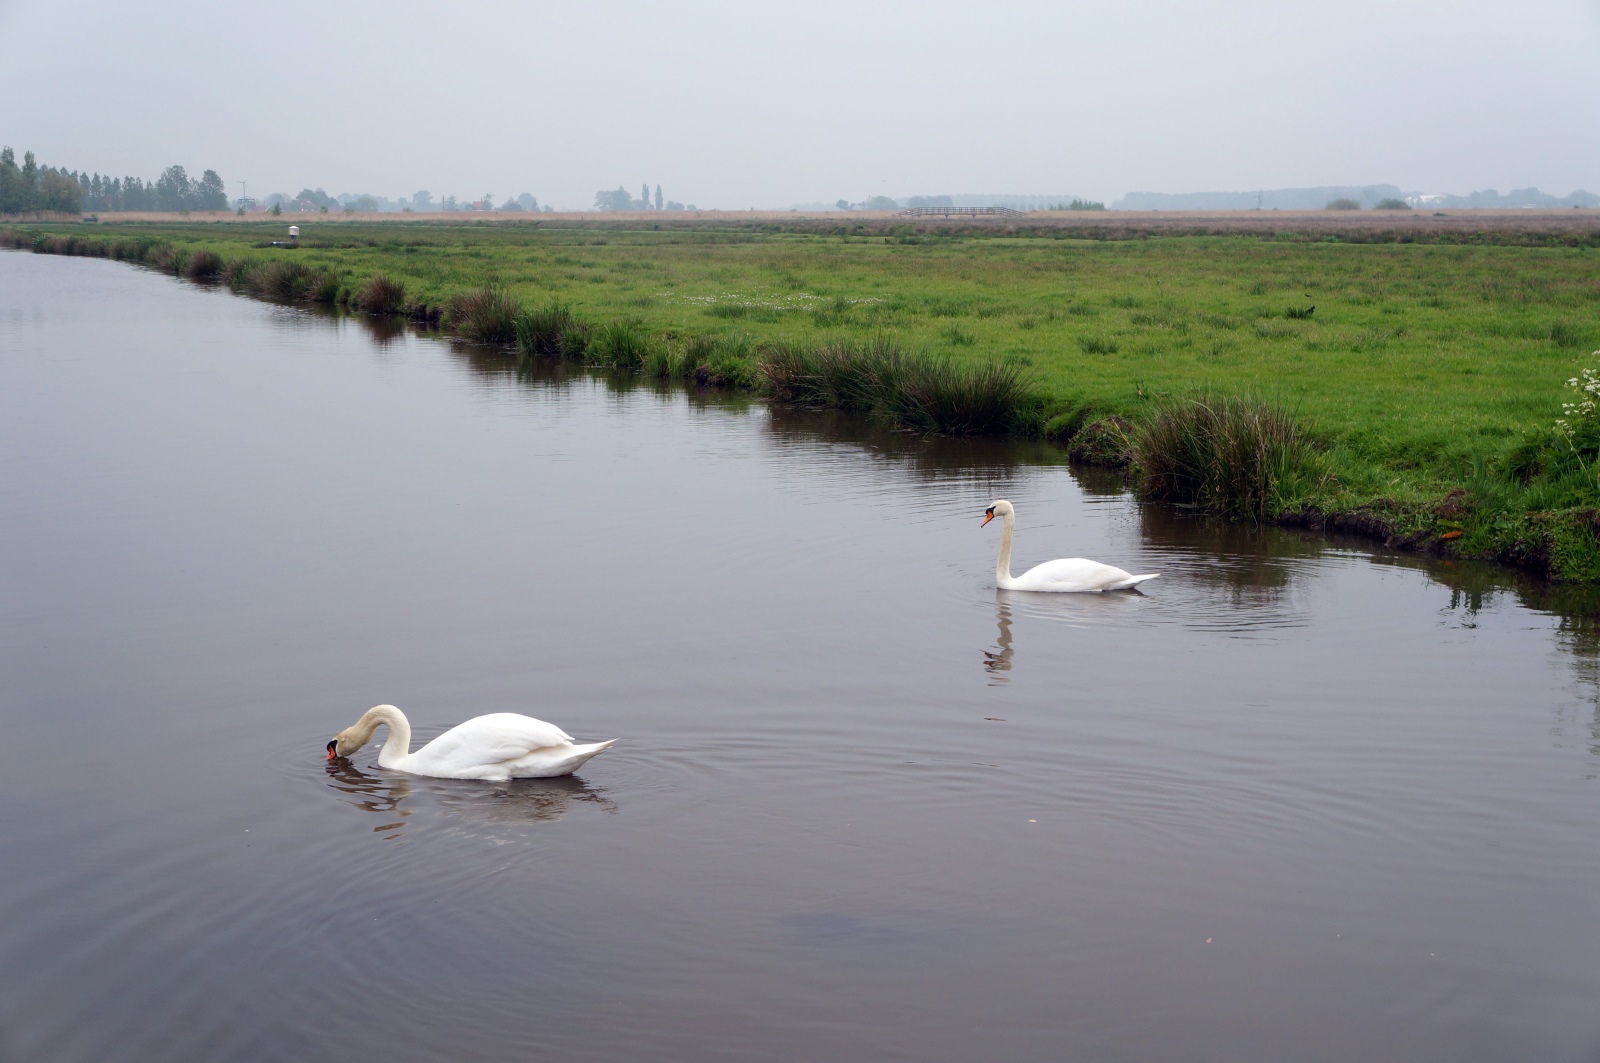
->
xmin=326 ymin=740 xmax=338 ymax=761
xmin=981 ymin=511 xmax=994 ymax=527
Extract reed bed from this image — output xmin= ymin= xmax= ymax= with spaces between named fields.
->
xmin=353 ymin=273 xmax=406 ymax=315
xmin=1136 ymin=395 xmax=1316 ymax=521
xmin=249 ymin=259 xmax=338 ymax=303
xmin=444 ymin=287 xmax=521 ymax=344
xmin=514 ymin=304 xmax=585 ymax=357
xmin=11 ymin=218 xmax=1600 ymax=577
xmin=760 ymin=336 xmax=1028 ymax=434
xmin=184 ymin=250 xmax=223 ymax=281
xmin=586 ymin=320 xmax=656 ymax=369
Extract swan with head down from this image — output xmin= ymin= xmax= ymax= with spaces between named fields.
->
xmin=327 ymin=704 xmax=614 ymax=781
xmin=982 ymin=500 xmax=1158 ymax=592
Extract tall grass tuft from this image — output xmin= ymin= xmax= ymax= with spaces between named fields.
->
xmin=761 ymin=336 xmax=890 ymax=411
xmin=251 ymin=259 xmax=320 ymax=301
xmin=1136 ymin=395 xmax=1315 ymax=521
xmin=184 ymin=250 xmax=223 ymax=281
xmin=220 ymin=258 xmax=256 ymax=291
xmin=587 ymin=320 xmax=657 ymax=368
xmin=307 ymin=271 xmax=341 ymax=304
xmin=881 ymin=354 xmax=1031 ymax=434
xmin=676 ymin=334 xmax=758 ymax=387
xmin=760 ymin=336 xmax=1028 ymax=434
xmin=354 ymin=274 xmax=407 ymax=315
xmin=514 ymin=304 xmax=584 ymax=357
xmin=444 ymin=287 xmax=522 ymax=344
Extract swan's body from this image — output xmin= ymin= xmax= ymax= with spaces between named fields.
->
xmin=983 ymin=500 xmax=1158 ymax=593
xmin=327 ymin=704 xmax=614 ymax=781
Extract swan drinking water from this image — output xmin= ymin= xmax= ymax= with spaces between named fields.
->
xmin=326 ymin=704 xmax=615 ymax=781
xmin=982 ymin=500 xmax=1158 ymax=593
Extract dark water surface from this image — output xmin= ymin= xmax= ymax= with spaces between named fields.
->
xmin=4 ymin=250 xmax=1600 ymax=1062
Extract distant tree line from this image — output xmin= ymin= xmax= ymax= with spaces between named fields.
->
xmin=595 ymin=183 xmax=682 ymax=211
xmin=0 ymin=148 xmax=83 ymax=213
xmin=0 ymin=146 xmax=228 ymax=214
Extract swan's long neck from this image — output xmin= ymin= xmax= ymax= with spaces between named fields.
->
xmin=995 ymin=512 xmax=1016 ymax=589
xmin=355 ymin=705 xmax=412 ymax=767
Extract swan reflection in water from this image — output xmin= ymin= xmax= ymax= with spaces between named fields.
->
xmin=984 ymin=598 xmax=1015 ymax=684
xmin=323 ymin=760 xmax=617 ymax=838
xmin=984 ymin=587 xmax=1158 ymax=682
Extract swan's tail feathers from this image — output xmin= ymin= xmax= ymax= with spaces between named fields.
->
xmin=506 ymin=739 xmax=616 ymax=778
xmin=558 ymin=739 xmax=617 ymax=775
xmin=1108 ymin=573 xmax=1159 ymax=591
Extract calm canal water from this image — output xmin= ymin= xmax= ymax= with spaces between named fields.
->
xmin=3 ymin=250 xmax=1600 ymax=1062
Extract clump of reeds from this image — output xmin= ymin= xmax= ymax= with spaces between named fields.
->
xmin=1136 ymin=395 xmax=1314 ymax=521
xmin=1067 ymin=416 xmax=1136 ymax=467
xmin=694 ymin=334 xmax=759 ymax=387
xmin=760 ymin=336 xmax=1028 ymax=434
xmin=643 ymin=334 xmax=759 ymax=386
xmin=144 ymin=244 xmax=180 ymax=273
xmin=220 ymin=258 xmax=256 ymax=290
xmin=514 ymin=304 xmax=584 ymax=357
xmin=308 ymin=271 xmax=340 ymax=304
xmin=354 ymin=274 xmax=406 ymax=315
xmin=250 ymin=259 xmax=319 ymax=301
xmin=185 ymin=250 xmax=223 ymax=281
xmin=444 ymin=287 xmax=521 ymax=344
xmin=586 ymin=320 xmax=657 ymax=369
xmin=878 ymin=354 xmax=1031 ymax=435
xmin=760 ymin=336 xmax=887 ymax=411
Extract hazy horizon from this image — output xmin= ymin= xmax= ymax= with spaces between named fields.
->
xmin=2 ymin=0 xmax=1596 ymax=211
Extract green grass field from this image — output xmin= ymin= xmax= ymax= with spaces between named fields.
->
xmin=10 ymin=218 xmax=1600 ymax=576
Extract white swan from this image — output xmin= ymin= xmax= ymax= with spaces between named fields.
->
xmin=326 ymin=704 xmax=615 ymax=781
xmin=983 ymin=499 xmax=1158 ymax=592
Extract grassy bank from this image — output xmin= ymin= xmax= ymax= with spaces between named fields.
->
xmin=7 ymin=218 xmax=1600 ymax=580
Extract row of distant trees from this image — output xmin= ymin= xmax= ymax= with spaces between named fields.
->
xmin=0 ymin=148 xmax=84 ymax=213
xmin=831 ymin=195 xmax=1105 ymax=212
xmin=594 ymin=184 xmax=687 ymax=212
xmin=1327 ymin=197 xmax=1411 ymax=210
xmin=0 ymin=146 xmax=228 ymax=214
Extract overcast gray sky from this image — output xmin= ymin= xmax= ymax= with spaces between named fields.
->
xmin=2 ymin=0 xmax=1597 ymax=209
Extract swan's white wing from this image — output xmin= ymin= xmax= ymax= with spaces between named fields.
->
xmin=411 ymin=712 xmax=575 ymax=775
xmin=1013 ymin=558 xmax=1139 ymax=593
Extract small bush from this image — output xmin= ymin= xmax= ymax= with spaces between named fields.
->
xmin=354 ymin=274 xmax=406 ymax=315
xmin=1078 ymin=335 xmax=1119 ymax=355
xmin=1136 ymin=395 xmax=1316 ymax=521
xmin=444 ymin=287 xmax=522 ymax=344
xmin=1326 ymin=198 xmax=1361 ymax=211
xmin=1373 ymin=198 xmax=1410 ymax=210
xmin=185 ymin=250 xmax=223 ymax=281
